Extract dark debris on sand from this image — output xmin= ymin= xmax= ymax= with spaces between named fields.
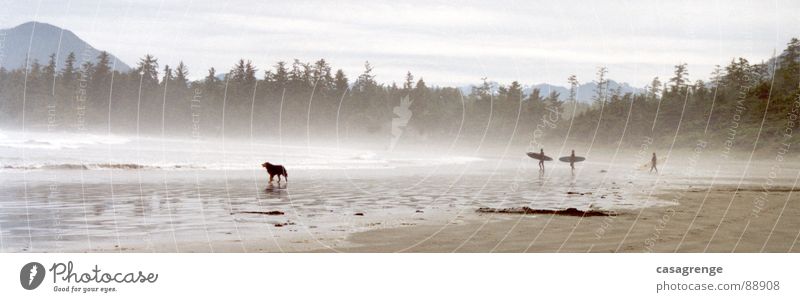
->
xmin=566 ymin=191 xmax=592 ymax=196
xmin=274 ymin=221 xmax=296 ymax=227
xmin=235 ymin=210 xmax=285 ymax=215
xmin=476 ymin=206 xmax=616 ymax=217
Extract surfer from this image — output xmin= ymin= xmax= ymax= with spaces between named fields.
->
xmin=650 ymin=152 xmax=658 ymax=174
xmin=569 ymin=150 xmax=577 ymax=171
xmin=538 ymin=148 xmax=546 ymax=171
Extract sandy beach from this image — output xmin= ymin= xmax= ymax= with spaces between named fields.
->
xmin=58 ymin=182 xmax=797 ymax=253
xmin=330 ymin=186 xmax=800 ymax=252
xmin=2 ymin=132 xmax=799 ymax=253
xmin=5 ymin=161 xmax=796 ymax=253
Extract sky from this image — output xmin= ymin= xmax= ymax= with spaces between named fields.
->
xmin=2 ymin=0 xmax=799 ymax=88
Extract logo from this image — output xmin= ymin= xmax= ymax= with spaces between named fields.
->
xmin=20 ymin=262 xmax=46 ymax=290
xmin=390 ymin=95 xmax=413 ymax=151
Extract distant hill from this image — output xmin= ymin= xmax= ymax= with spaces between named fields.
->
xmin=459 ymin=80 xmax=644 ymax=104
xmin=528 ymin=80 xmax=645 ymax=103
xmin=0 ymin=21 xmax=130 ymax=72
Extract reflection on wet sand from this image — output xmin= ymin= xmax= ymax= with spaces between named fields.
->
xmin=0 ymin=158 xmax=795 ymax=252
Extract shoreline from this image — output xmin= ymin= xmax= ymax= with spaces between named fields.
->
xmin=67 ymin=184 xmax=800 ymax=253
xmin=323 ymin=185 xmax=800 ymax=252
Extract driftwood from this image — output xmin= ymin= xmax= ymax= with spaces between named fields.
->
xmin=274 ymin=221 xmax=296 ymax=227
xmin=235 ymin=210 xmax=285 ymax=215
xmin=476 ymin=206 xmax=615 ymax=217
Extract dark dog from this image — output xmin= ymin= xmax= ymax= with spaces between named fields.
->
xmin=261 ymin=162 xmax=288 ymax=183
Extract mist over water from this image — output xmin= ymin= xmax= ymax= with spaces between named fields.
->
xmin=0 ymin=129 xmax=489 ymax=171
xmin=2 ymin=125 xmax=797 ymax=252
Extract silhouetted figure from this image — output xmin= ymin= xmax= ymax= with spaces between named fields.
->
xmin=538 ymin=148 xmax=546 ymax=172
xmin=569 ymin=149 xmax=577 ymax=171
xmin=650 ymin=152 xmax=658 ymax=174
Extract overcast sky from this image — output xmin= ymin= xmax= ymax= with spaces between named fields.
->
xmin=3 ymin=0 xmax=799 ymax=87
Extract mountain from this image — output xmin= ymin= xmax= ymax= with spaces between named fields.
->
xmin=0 ymin=21 xmax=130 ymax=72
xmin=529 ymin=80 xmax=645 ymax=103
xmin=459 ymin=80 xmax=644 ymax=103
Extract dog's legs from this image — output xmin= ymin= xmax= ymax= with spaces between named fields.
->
xmin=269 ymin=174 xmax=274 ymax=183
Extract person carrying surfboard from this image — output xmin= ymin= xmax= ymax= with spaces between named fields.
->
xmin=569 ymin=150 xmax=577 ymax=171
xmin=526 ymin=149 xmax=552 ymax=173
xmin=558 ymin=152 xmax=585 ymax=172
xmin=650 ymin=152 xmax=658 ymax=174
xmin=538 ymin=148 xmax=546 ymax=171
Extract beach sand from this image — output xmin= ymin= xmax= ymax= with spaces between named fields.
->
xmin=327 ymin=186 xmax=800 ymax=252
xmin=2 ymin=145 xmax=799 ymax=253
xmin=76 ymin=183 xmax=798 ymax=253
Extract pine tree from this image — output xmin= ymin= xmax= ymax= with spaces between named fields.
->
xmin=334 ymin=69 xmax=348 ymax=93
xmin=137 ymin=54 xmax=159 ymax=85
xmin=44 ymin=54 xmax=57 ymax=94
xmin=231 ymin=59 xmax=247 ymax=83
xmin=593 ymin=67 xmax=608 ymax=106
xmin=404 ymin=71 xmax=414 ymax=91
xmin=62 ymin=52 xmax=77 ymax=84
xmin=415 ymin=77 xmax=426 ymax=92
xmin=312 ymin=59 xmax=332 ymax=88
xmin=273 ymin=61 xmax=288 ymax=87
xmin=161 ymin=64 xmax=173 ymax=86
xmin=94 ymin=51 xmax=112 ymax=81
xmin=355 ymin=61 xmax=376 ymax=92
xmin=204 ymin=67 xmax=217 ymax=91
xmin=648 ymin=77 xmax=662 ymax=99
xmin=567 ymin=75 xmax=579 ymax=103
xmin=669 ymin=63 xmax=689 ymax=92
xmin=244 ymin=60 xmax=257 ymax=86
xmin=174 ymin=61 xmax=189 ymax=88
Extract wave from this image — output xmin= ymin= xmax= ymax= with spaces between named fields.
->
xmin=1 ymin=163 xmax=204 ymax=171
xmin=0 ymin=131 xmax=130 ymax=150
xmin=0 ymin=156 xmax=484 ymax=171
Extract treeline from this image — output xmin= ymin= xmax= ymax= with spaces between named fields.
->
xmin=0 ymin=38 xmax=798 ymax=151
xmin=563 ymin=38 xmax=800 ymax=151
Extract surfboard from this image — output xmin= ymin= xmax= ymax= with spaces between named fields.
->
xmin=559 ymin=156 xmax=586 ymax=163
xmin=527 ymin=152 xmax=553 ymax=161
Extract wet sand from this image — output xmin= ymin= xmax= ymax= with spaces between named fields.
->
xmin=329 ymin=186 xmax=800 ymax=252
xmin=2 ymin=156 xmax=799 ymax=253
xmin=75 ymin=183 xmax=799 ymax=253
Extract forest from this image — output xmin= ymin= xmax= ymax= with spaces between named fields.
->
xmin=1 ymin=38 xmax=798 ymax=152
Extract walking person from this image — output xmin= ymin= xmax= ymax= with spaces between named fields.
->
xmin=538 ymin=148 xmax=546 ymax=172
xmin=650 ymin=152 xmax=658 ymax=174
xmin=569 ymin=149 xmax=577 ymax=172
